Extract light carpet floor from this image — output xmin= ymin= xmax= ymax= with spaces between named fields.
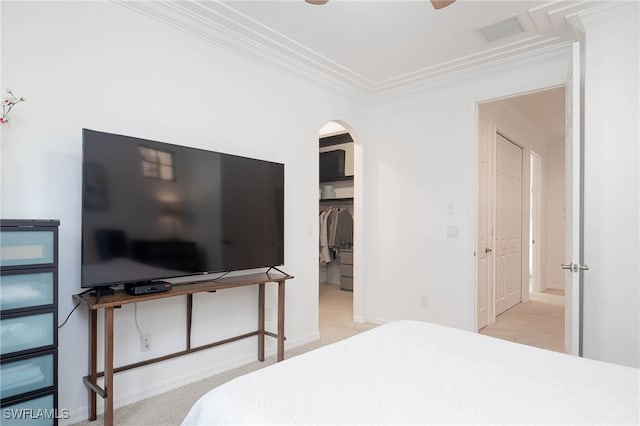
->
xmin=479 ymin=290 xmax=565 ymax=353
xmin=72 ymin=287 xmax=563 ymax=425
xmin=71 ymin=284 xmax=373 ymax=426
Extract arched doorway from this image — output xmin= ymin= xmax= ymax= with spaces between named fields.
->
xmin=317 ymin=120 xmax=371 ymax=343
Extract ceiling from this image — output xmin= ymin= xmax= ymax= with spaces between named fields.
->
xmin=319 ymin=121 xmax=348 ymax=137
xmin=121 ymin=1 xmax=612 ymax=95
xmin=505 ymin=86 xmax=566 ymax=141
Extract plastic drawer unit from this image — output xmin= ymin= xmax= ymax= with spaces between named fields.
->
xmin=1 ymin=220 xmax=60 ymax=426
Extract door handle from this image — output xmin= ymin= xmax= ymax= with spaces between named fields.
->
xmin=561 ymin=263 xmax=590 ymax=272
xmin=485 ymin=248 xmax=492 ymax=254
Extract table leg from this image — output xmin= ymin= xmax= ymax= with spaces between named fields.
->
xmin=187 ymin=294 xmax=193 ymax=350
xmin=104 ymin=307 xmax=114 ymax=426
xmin=277 ymin=280 xmax=285 ymax=362
xmin=88 ymin=309 xmax=97 ymax=421
xmin=258 ymin=283 xmax=265 ymax=361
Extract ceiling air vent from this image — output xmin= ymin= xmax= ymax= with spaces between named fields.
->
xmin=477 ymin=16 xmax=525 ymax=42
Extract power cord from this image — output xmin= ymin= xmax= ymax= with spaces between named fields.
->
xmin=58 ymin=288 xmax=92 ymax=328
xmin=134 ymin=303 xmax=144 ymax=338
xmin=210 ymin=271 xmax=230 ymax=281
xmin=58 ymin=303 xmax=80 ymax=328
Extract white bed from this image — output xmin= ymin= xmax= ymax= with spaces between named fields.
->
xmin=182 ymin=320 xmax=639 ymax=425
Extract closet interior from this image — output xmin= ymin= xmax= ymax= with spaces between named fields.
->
xmin=319 ymin=124 xmax=354 ymax=291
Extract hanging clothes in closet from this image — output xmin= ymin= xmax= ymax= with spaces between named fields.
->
xmin=319 ymin=208 xmax=353 ymax=264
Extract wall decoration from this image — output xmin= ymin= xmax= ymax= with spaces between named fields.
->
xmin=1 ymin=89 xmax=26 ymax=124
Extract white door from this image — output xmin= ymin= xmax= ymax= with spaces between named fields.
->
xmin=564 ymin=42 xmax=583 ymax=356
xmin=477 ymin=117 xmax=494 ymax=329
xmin=495 ymin=134 xmax=523 ymax=315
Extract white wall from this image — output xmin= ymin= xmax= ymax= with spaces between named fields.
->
xmin=364 ymin=59 xmax=568 ymax=330
xmin=580 ymin=4 xmax=640 ymax=368
xmin=0 ymin=2 xmax=364 ymax=422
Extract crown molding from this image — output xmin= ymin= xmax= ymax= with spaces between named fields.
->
xmin=114 ymin=0 xmax=371 ymax=101
xmin=568 ymin=1 xmax=639 ymax=32
xmin=371 ymin=35 xmax=559 ymax=92
xmin=369 ymin=41 xmax=572 ymax=104
xmin=113 ymin=1 xmax=610 ymax=101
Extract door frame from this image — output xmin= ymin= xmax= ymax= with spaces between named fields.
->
xmin=476 ymin=115 xmax=496 ymax=329
xmin=529 ymin=151 xmax=542 ymax=294
xmin=564 ymin=41 xmax=582 ymax=356
xmin=473 ymin=78 xmax=580 ymax=332
xmin=316 ymin=120 xmax=365 ymax=324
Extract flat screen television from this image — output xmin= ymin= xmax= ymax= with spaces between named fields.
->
xmin=81 ymin=129 xmax=284 ymax=289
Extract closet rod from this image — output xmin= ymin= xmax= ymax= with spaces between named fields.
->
xmin=319 ymin=197 xmax=353 ymax=203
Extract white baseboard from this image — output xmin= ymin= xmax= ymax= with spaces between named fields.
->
xmin=288 ymin=332 xmax=321 ymax=349
xmin=353 ymin=315 xmax=391 ymax=325
xmin=62 ymin=332 xmax=320 ymax=426
xmin=353 ymin=315 xmax=365 ymax=323
xmin=368 ymin=317 xmax=392 ymax=325
xmin=546 ymin=283 xmax=565 ymax=290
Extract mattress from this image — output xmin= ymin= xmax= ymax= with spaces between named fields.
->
xmin=182 ymin=320 xmax=639 ymax=425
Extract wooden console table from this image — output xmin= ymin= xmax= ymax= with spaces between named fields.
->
xmin=73 ymin=271 xmax=293 ymax=426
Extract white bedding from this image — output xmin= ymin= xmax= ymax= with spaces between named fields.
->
xmin=182 ymin=320 xmax=639 ymax=425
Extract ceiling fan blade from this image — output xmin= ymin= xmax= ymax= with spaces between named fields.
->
xmin=431 ymin=0 xmax=456 ymax=9
xmin=305 ymin=0 xmax=329 ymax=4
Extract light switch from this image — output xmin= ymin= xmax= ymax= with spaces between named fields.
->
xmin=447 ymin=226 xmax=459 ymax=238
xmin=447 ymin=203 xmax=455 ymax=215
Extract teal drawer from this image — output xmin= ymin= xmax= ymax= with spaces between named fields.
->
xmin=0 ymin=312 xmax=55 ymax=357
xmin=0 ymin=392 xmax=56 ymax=426
xmin=0 ymin=231 xmax=55 ymax=268
xmin=0 ymin=351 xmax=56 ymax=400
xmin=0 ymin=271 xmax=56 ymax=312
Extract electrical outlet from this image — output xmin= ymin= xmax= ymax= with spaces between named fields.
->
xmin=266 ymin=307 xmax=274 ymax=321
xmin=141 ymin=333 xmax=151 ymax=352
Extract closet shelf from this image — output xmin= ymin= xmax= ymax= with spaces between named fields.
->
xmin=319 ymin=197 xmax=353 ymax=203
xmin=320 ymin=175 xmax=354 ymax=183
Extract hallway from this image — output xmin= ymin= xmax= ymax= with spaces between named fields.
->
xmin=480 ymin=290 xmax=565 ymax=353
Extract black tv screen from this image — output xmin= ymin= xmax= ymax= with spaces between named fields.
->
xmin=81 ymin=129 xmax=284 ymax=288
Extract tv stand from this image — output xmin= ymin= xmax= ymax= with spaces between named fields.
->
xmin=73 ymin=272 xmax=294 ymax=426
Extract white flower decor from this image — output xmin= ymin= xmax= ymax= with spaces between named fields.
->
xmin=1 ymin=89 xmax=26 ymax=124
